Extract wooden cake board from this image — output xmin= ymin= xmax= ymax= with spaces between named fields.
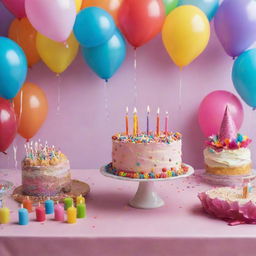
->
xmin=12 ymin=179 xmax=90 ymax=203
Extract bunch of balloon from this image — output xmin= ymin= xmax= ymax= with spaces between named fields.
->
xmin=214 ymin=0 xmax=256 ymax=109
xmin=13 ymin=82 xmax=48 ymax=142
xmin=0 ymin=98 xmax=18 ymax=153
xmin=74 ymin=7 xmax=126 ymax=81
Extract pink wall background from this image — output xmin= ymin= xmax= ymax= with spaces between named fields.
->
xmin=0 ymin=24 xmax=255 ymax=170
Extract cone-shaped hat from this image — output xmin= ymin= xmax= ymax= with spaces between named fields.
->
xmin=219 ymin=106 xmax=237 ymax=142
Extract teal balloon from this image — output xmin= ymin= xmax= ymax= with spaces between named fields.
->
xmin=74 ymin=7 xmax=115 ymax=48
xmin=232 ymin=49 xmax=256 ymax=108
xmin=82 ymin=29 xmax=126 ymax=80
xmin=0 ymin=37 xmax=27 ymax=99
xmin=178 ymin=0 xmax=219 ymax=21
xmin=163 ymin=0 xmax=178 ymax=15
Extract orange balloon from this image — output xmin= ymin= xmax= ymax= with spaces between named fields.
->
xmin=8 ymin=18 xmax=40 ymax=67
xmin=81 ymin=0 xmax=123 ymax=24
xmin=13 ymin=82 xmax=48 ymax=140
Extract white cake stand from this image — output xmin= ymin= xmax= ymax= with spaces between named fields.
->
xmin=100 ymin=164 xmax=194 ymax=209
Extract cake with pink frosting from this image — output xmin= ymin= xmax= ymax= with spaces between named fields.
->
xmin=106 ymin=131 xmax=188 ymax=179
xmin=22 ymin=142 xmax=71 ymax=196
xmin=204 ymin=106 xmax=252 ymax=176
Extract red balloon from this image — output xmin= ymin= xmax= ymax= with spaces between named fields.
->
xmin=0 ymin=98 xmax=17 ymax=152
xmin=118 ymin=0 xmax=165 ymax=48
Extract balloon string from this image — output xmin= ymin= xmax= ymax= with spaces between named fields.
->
xmin=134 ymin=48 xmax=138 ymax=107
xmin=13 ymin=138 xmax=18 ymax=170
xmin=56 ymin=73 xmax=61 ymax=114
xmin=178 ymin=67 xmax=183 ymax=110
xmin=19 ymin=89 xmax=23 ymax=127
xmin=104 ymin=80 xmax=110 ymax=122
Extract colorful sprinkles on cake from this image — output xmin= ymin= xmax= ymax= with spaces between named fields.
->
xmin=23 ymin=140 xmax=67 ymax=166
xmin=112 ymin=132 xmax=181 ymax=144
xmin=206 ymin=133 xmax=251 ymax=152
xmin=105 ymin=163 xmax=188 ymax=179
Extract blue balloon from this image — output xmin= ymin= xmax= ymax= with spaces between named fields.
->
xmin=0 ymin=37 xmax=27 ymax=99
xmin=232 ymin=49 xmax=256 ymax=108
xmin=74 ymin=7 xmax=115 ymax=48
xmin=82 ymin=29 xmax=126 ymax=80
xmin=178 ymin=0 xmax=219 ymax=21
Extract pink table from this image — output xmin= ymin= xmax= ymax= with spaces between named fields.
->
xmin=1 ymin=169 xmax=256 ymax=256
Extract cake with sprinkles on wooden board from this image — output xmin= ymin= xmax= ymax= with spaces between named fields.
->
xmin=105 ymin=107 xmax=188 ymax=179
xmin=22 ymin=141 xmax=71 ymax=196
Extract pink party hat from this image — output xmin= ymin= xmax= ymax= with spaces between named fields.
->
xmin=219 ymin=106 xmax=237 ymax=142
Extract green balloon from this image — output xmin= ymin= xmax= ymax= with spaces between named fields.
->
xmin=163 ymin=0 xmax=179 ymax=15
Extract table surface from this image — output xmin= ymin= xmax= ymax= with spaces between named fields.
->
xmin=1 ymin=168 xmax=256 ymax=256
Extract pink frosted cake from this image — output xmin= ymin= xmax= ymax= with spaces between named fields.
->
xmin=22 ymin=142 xmax=71 ymax=196
xmin=106 ymin=132 xmax=188 ymax=179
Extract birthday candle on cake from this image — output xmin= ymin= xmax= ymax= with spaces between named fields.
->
xmin=147 ymin=106 xmax=150 ymax=135
xmin=125 ymin=107 xmax=129 ymax=135
xmin=156 ymin=107 xmax=160 ymax=136
xmin=165 ymin=111 xmax=169 ymax=136
xmin=133 ymin=107 xmax=138 ymax=136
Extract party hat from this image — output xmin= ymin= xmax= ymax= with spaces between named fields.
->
xmin=219 ymin=106 xmax=237 ymax=142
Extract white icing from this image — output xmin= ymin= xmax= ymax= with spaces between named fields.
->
xmin=204 ymin=147 xmax=251 ymax=168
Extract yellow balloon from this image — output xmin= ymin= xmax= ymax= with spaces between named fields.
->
xmin=36 ymin=33 xmax=79 ymax=74
xmin=74 ymin=0 xmax=82 ymax=12
xmin=162 ymin=6 xmax=210 ymax=68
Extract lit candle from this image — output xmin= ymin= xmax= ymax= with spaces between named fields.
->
xmin=133 ymin=107 xmax=138 ymax=136
xmin=125 ymin=107 xmax=129 ymax=136
xmin=147 ymin=106 xmax=150 ymax=135
xmin=0 ymin=206 xmax=10 ymax=224
xmin=67 ymin=205 xmax=77 ymax=224
xmin=77 ymin=203 xmax=86 ymax=219
xmin=54 ymin=202 xmax=64 ymax=221
xmin=76 ymin=194 xmax=85 ymax=205
xmin=64 ymin=197 xmax=73 ymax=210
xmin=19 ymin=204 xmax=29 ymax=225
xmin=165 ymin=111 xmax=169 ymax=136
xmin=36 ymin=202 xmax=46 ymax=222
xmin=45 ymin=198 xmax=54 ymax=214
xmin=156 ymin=107 xmax=160 ymax=136
xmin=23 ymin=196 xmax=33 ymax=213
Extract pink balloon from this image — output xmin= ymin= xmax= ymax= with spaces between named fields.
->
xmin=25 ymin=0 xmax=76 ymax=42
xmin=198 ymin=90 xmax=244 ymax=137
xmin=2 ymin=0 xmax=26 ymax=18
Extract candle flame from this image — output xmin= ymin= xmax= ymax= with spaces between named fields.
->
xmin=166 ymin=111 xmax=168 ymax=116
xmin=147 ymin=105 xmax=150 ymax=114
xmin=133 ymin=107 xmax=137 ymax=114
xmin=157 ymin=107 xmax=160 ymax=115
xmin=126 ymin=106 xmax=128 ymax=114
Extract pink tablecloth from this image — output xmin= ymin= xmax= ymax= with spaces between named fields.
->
xmin=1 ymin=169 xmax=256 ymax=256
